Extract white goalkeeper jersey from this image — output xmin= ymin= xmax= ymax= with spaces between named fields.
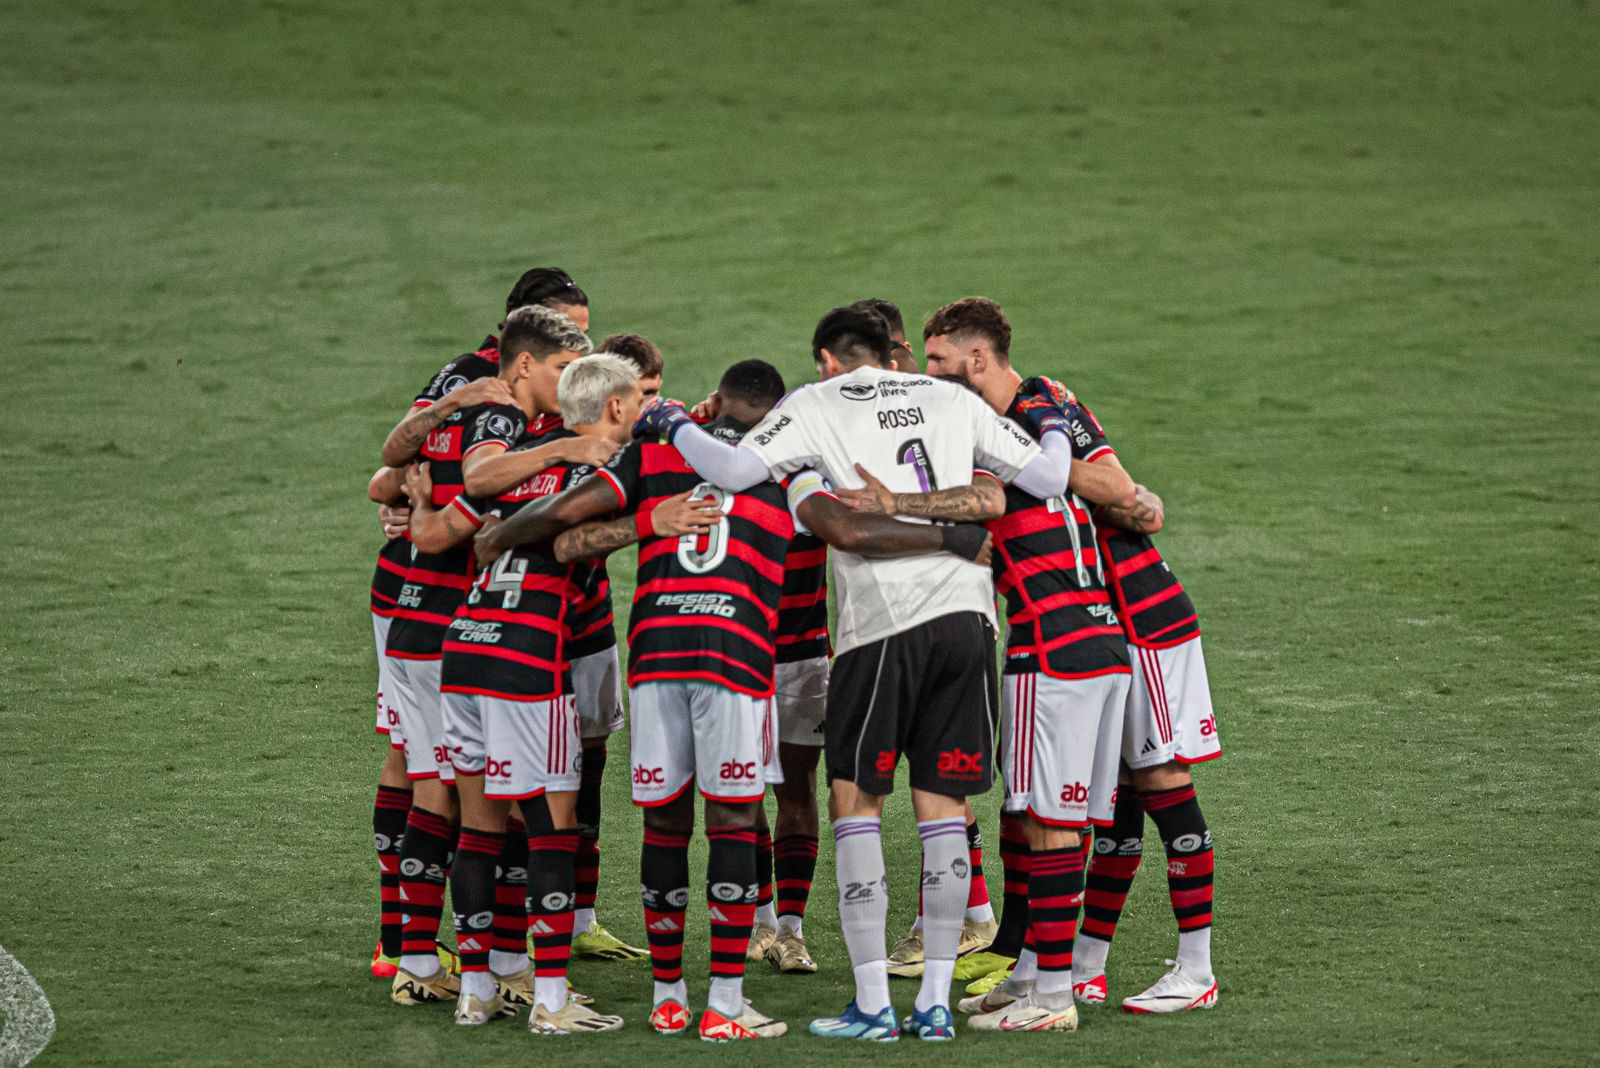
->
xmin=741 ymin=365 xmax=1041 ymax=654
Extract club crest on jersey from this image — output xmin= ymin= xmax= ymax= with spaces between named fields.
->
xmin=840 ymin=382 xmax=877 ymax=401
xmin=435 ymin=372 xmax=469 ymax=396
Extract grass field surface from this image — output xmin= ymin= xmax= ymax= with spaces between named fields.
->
xmin=3 ymin=1 xmax=1598 ymax=1063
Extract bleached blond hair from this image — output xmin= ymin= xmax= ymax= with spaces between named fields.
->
xmin=558 ymin=352 xmax=641 ymax=425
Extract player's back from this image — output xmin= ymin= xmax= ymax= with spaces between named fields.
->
xmin=600 ymin=420 xmax=794 ymax=696
xmin=745 ymin=365 xmax=1039 ymax=654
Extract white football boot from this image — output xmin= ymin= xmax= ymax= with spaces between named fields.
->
xmin=1121 ymin=960 xmax=1219 ymax=1014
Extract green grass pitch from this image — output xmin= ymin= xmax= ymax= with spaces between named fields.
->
xmin=3 ymin=1 xmax=1598 ymax=1063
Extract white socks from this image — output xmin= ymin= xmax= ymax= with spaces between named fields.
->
xmin=573 ymin=907 xmax=596 ymax=936
xmin=460 ymin=971 xmax=495 ymax=1000
xmin=755 ymin=903 xmax=780 ymax=931
xmin=1178 ymin=927 xmax=1213 ymax=980
xmin=708 ymin=976 xmax=744 ymax=1017
xmin=915 ymin=818 xmax=970 ymax=1012
xmin=534 ymin=976 xmax=566 ymax=1013
xmin=399 ymin=953 xmax=438 ymax=978
xmin=489 ymin=950 xmax=527 ymax=975
xmin=834 ymin=817 xmax=890 ymax=1013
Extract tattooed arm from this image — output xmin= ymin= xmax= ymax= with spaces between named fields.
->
xmin=380 ymin=376 xmax=515 ymax=468
xmin=553 ymin=491 xmax=723 ymax=564
xmin=1096 ymin=484 xmax=1165 ymax=535
xmin=832 ymin=463 xmax=1006 ymax=522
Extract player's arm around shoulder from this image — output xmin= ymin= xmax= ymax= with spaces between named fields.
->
xmin=402 ymin=462 xmax=483 ymax=554
xmin=552 ymin=490 xmax=722 ymax=563
xmin=1097 ymin=483 xmax=1165 ymax=535
xmin=832 ymin=462 xmax=1005 ymax=523
xmin=380 ymin=374 xmax=514 ymax=468
xmin=793 ymin=480 xmax=991 ymax=564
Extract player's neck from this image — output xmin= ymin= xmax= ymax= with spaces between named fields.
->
xmin=982 ymin=366 xmax=1024 ymax=416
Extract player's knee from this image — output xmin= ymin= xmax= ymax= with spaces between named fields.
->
xmin=705 ymin=799 xmax=759 ymax=829
xmin=1023 ymin=812 xmax=1081 ymax=852
xmin=1132 ymin=761 xmax=1192 ymax=794
xmin=643 ymin=792 xmax=695 ymax=836
xmin=829 ymin=780 xmax=884 ymax=821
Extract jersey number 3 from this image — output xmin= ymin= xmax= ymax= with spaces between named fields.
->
xmin=676 ymin=483 xmax=736 ymax=574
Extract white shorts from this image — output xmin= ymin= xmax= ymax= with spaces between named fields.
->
xmin=1123 ymin=638 xmax=1222 ymax=769
xmin=628 ymin=682 xmax=782 ymax=806
xmin=373 ymin=614 xmax=402 ymax=743
xmin=1001 ymin=671 xmax=1130 ymax=828
xmin=387 ymin=656 xmax=455 ymax=783
xmin=442 ymin=692 xmax=581 ymax=800
xmin=572 ymin=645 xmax=624 ymax=741
xmin=775 ymin=656 xmax=829 ymax=747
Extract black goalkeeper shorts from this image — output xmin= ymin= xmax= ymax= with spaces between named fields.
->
xmin=824 ymin=611 xmax=998 ymax=798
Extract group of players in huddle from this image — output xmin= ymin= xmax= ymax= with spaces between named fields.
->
xmin=363 ymin=266 xmax=1223 ymax=1041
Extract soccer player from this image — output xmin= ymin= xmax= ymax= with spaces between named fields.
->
xmin=407 ymin=354 xmax=702 ymax=1031
xmin=381 ymin=304 xmax=595 ymax=1007
xmin=634 ymin=307 xmax=1079 ymax=1040
xmin=1077 ymin=450 xmax=1222 ymax=1014
xmin=849 ymin=298 xmax=920 ymax=373
xmin=902 ymin=297 xmax=1138 ymax=1031
xmin=368 ymin=267 xmax=584 ymax=989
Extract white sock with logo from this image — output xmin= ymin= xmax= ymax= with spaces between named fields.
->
xmin=1177 ymin=927 xmax=1213 ymax=981
xmin=834 ymin=817 xmax=890 ymax=1014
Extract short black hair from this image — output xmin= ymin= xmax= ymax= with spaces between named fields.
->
xmin=718 ymin=359 xmax=787 ymax=407
xmin=505 ymin=267 xmax=588 ymax=316
xmin=850 ymin=298 xmax=905 ymax=339
xmin=811 ymin=306 xmax=891 ymax=366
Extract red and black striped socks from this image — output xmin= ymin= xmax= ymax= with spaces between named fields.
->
xmin=754 ymin=828 xmax=778 ymax=929
xmin=398 ymin=806 xmax=454 ymax=975
xmin=1078 ymin=786 xmax=1144 ymax=975
xmin=451 ymin=826 xmax=503 ymax=985
xmin=1142 ymin=783 xmax=1215 ymax=978
xmin=491 ymin=815 xmax=529 ymax=975
xmin=641 ymin=828 xmax=691 ymax=1004
xmin=965 ymin=818 xmax=994 ymax=922
xmin=373 ymin=785 xmax=411 ymax=960
xmin=526 ymin=827 xmax=579 ymax=1011
xmin=1027 ymin=845 xmax=1085 ymax=1000
xmin=575 ymin=744 xmax=606 ymax=933
xmin=989 ymin=811 xmax=1031 ymax=958
xmin=773 ymin=834 xmax=818 ymax=933
xmin=705 ymin=826 xmax=757 ymax=1017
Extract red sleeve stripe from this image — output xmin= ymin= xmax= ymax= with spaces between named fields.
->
xmin=448 ymin=497 xmax=485 ymax=529
xmin=462 ymin=439 xmax=509 ymax=458
xmin=628 ymin=614 xmax=776 ymax=654
xmin=567 ymin=615 xmax=614 ymax=642
xmin=440 ymin=641 xmax=562 ymax=673
xmin=1083 ymin=445 xmax=1115 ymax=462
xmin=412 ymin=399 xmax=433 ymax=410
xmin=973 ymin=469 xmax=1003 ymax=484
xmin=595 ymin=468 xmax=627 ymax=507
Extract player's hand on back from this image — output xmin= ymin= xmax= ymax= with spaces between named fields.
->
xmin=379 ymin=503 xmax=411 ymax=539
xmin=1018 ymin=374 xmax=1076 ymax=409
xmin=561 ymin=435 xmax=622 ymax=468
xmin=648 ymin=490 xmax=725 ymax=538
xmin=402 ymin=462 xmax=434 ymax=510
xmin=633 ymin=397 xmax=692 ymax=441
xmin=1013 ymin=392 xmax=1079 ymax=439
xmin=688 ymin=392 xmax=720 ymax=423
xmin=834 ymin=463 xmax=896 ymax=515
xmin=450 ymin=376 xmax=516 ymax=409
xmin=473 ymin=514 xmax=504 ymax=568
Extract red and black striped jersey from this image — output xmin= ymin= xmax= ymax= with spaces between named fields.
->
xmin=384 ymin=344 xmax=501 ymax=660
xmin=776 ymin=531 xmax=829 ymax=664
xmin=1073 ymin=400 xmax=1201 ymax=649
xmin=566 ymin=563 xmax=617 ymax=660
xmin=987 ymin=389 xmax=1130 ymax=679
xmin=596 ymin=419 xmax=795 ymax=696
xmin=440 ymin=427 xmax=601 ymax=701
xmin=371 ymin=537 xmax=410 ymax=617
